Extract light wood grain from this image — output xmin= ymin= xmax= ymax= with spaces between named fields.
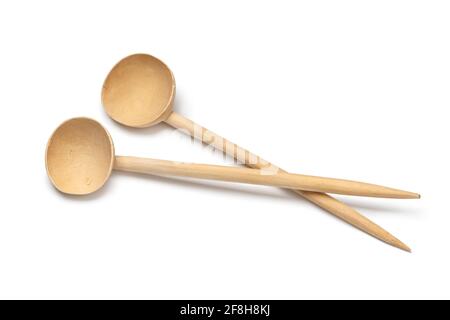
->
xmin=45 ymin=117 xmax=114 ymax=195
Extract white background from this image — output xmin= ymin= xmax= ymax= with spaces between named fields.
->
xmin=0 ymin=0 xmax=448 ymax=299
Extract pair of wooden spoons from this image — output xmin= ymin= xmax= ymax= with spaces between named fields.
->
xmin=46 ymin=54 xmax=419 ymax=251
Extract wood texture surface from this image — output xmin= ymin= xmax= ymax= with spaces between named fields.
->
xmin=45 ymin=118 xmax=115 ymax=195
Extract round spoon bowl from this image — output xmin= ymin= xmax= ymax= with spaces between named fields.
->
xmin=45 ymin=118 xmax=115 ymax=195
xmin=102 ymin=53 xmax=176 ymax=128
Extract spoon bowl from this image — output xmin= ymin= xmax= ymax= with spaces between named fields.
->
xmin=45 ymin=118 xmax=115 ymax=195
xmin=102 ymin=54 xmax=175 ymax=128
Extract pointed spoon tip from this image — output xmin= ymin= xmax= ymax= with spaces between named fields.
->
xmin=393 ymin=239 xmax=412 ymax=253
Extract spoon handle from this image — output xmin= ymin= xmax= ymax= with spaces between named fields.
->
xmin=114 ymin=156 xmax=418 ymax=199
xmin=164 ymin=112 xmax=412 ymax=251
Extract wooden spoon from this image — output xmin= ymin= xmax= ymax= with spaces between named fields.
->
xmin=102 ymin=53 xmax=418 ymax=251
xmin=45 ymin=118 xmax=416 ymax=198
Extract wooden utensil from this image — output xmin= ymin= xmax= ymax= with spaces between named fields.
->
xmin=102 ymin=53 xmax=418 ymax=251
xmin=45 ymin=118 xmax=417 ymax=198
